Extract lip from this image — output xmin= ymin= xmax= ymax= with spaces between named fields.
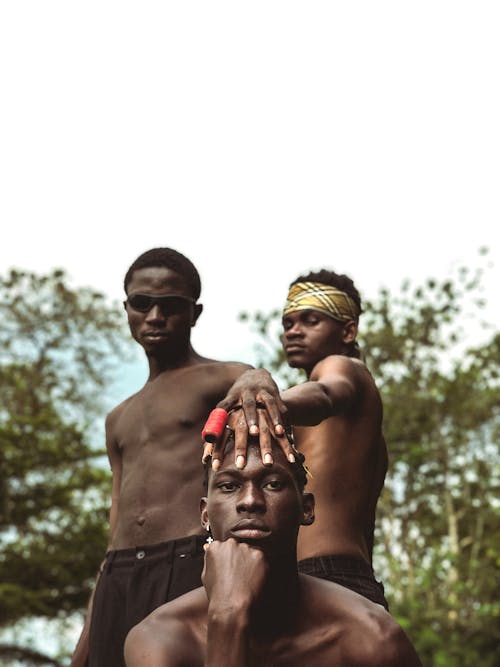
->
xmin=143 ymin=331 xmax=168 ymax=339
xmin=230 ymin=519 xmax=271 ymax=540
xmin=284 ymin=344 xmax=306 ymax=354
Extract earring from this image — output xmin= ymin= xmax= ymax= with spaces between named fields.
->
xmin=205 ymin=523 xmax=213 ymax=544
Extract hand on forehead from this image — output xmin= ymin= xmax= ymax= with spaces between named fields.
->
xmin=219 ymin=435 xmax=287 ymax=471
xmin=207 ymin=434 xmax=307 ymax=493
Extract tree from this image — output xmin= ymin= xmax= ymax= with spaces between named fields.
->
xmin=0 ymin=269 xmax=133 ymax=665
xmin=240 ymin=251 xmax=499 ymax=667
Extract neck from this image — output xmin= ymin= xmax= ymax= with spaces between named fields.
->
xmin=146 ymin=343 xmax=201 ymax=379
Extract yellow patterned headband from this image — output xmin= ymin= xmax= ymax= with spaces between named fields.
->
xmin=283 ymin=281 xmax=360 ymax=323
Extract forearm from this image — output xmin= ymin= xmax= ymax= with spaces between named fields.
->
xmin=282 ymin=382 xmax=335 ymax=426
xmin=70 ymin=560 xmax=106 ymax=667
xmin=206 ymin=606 xmax=251 ymax=667
xmin=71 ymin=622 xmax=90 ymax=667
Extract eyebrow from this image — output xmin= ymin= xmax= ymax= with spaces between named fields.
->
xmin=212 ymin=464 xmax=291 ymax=482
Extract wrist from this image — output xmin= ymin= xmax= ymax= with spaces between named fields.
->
xmin=208 ymin=603 xmax=251 ymax=633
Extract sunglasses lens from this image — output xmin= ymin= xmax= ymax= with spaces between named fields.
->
xmin=164 ymin=297 xmax=191 ymax=314
xmin=127 ymin=294 xmax=154 ymax=312
xmin=127 ymin=294 xmax=193 ymax=314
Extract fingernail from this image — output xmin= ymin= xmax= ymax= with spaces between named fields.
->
xmin=264 ymin=453 xmax=273 ymax=465
xmin=249 ymin=425 xmax=259 ymax=435
xmin=275 ymin=424 xmax=284 ymax=435
xmin=288 ymin=453 xmax=296 ymax=463
xmin=212 ymin=459 xmax=220 ymax=471
xmin=236 ymin=455 xmax=245 ymax=469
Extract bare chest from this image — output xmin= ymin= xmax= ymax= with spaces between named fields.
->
xmin=114 ymin=375 xmax=222 ymax=456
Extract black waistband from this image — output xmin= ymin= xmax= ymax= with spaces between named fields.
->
xmin=106 ymin=534 xmax=205 ymax=561
xmin=298 ymin=554 xmax=374 ymax=575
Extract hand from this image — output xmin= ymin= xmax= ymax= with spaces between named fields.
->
xmin=202 ymin=369 xmax=296 ymax=469
xmin=202 ymin=538 xmax=269 ymax=613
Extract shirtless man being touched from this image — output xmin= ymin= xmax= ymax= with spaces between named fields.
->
xmin=209 ymin=269 xmax=389 ymax=608
xmin=71 ymin=247 xmax=251 ymax=667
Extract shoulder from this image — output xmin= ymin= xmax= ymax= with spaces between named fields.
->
xmin=125 ymin=589 xmax=207 ymax=667
xmin=105 ymin=392 xmax=139 ymax=426
xmin=311 ymin=354 xmax=365 ymax=376
xmin=300 ymin=576 xmax=421 ymax=666
xmin=348 ymin=608 xmax=421 ymax=666
xmin=208 ymin=359 xmax=252 ymax=375
xmin=192 ymin=359 xmax=253 ymax=384
xmin=311 ymin=355 xmax=377 ymax=389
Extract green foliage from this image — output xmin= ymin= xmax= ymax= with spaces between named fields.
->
xmin=241 ymin=251 xmax=499 ymax=666
xmin=0 ymin=269 xmax=132 ymax=663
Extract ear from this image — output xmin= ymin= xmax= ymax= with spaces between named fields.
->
xmin=300 ymin=492 xmax=315 ymax=526
xmin=342 ymin=320 xmax=358 ymax=345
xmin=200 ymin=497 xmax=209 ymax=530
xmin=192 ymin=303 xmax=203 ymax=327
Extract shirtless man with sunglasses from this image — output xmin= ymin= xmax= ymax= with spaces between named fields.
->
xmin=71 ymin=247 xmax=251 ymax=667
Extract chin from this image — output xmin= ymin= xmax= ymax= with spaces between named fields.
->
xmin=286 ymin=356 xmax=306 ymax=369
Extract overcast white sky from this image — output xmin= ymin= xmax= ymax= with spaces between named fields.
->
xmin=1 ymin=2 xmax=498 ymax=402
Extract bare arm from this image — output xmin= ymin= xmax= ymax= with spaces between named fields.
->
xmin=208 ymin=358 xmax=365 ymax=469
xmin=124 ymin=620 xmax=189 ymax=667
xmin=203 ymin=539 xmax=268 ymax=667
xmin=282 ymin=355 xmax=360 ymax=426
xmin=70 ymin=415 xmax=122 ymax=667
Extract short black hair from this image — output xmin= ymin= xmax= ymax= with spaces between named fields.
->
xmin=203 ymin=437 xmax=308 ymax=492
xmin=290 ymin=269 xmax=362 ymax=316
xmin=124 ymin=247 xmax=201 ymax=300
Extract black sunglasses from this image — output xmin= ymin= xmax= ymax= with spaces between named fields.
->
xmin=124 ymin=293 xmax=195 ymax=314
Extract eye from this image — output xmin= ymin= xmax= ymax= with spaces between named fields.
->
xmin=304 ymin=313 xmax=320 ymax=326
xmin=263 ymin=479 xmax=285 ymax=491
xmin=218 ymin=481 xmax=239 ymax=493
xmin=282 ymin=318 xmax=292 ymax=331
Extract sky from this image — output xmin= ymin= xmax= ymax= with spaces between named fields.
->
xmin=1 ymin=1 xmax=499 ymax=404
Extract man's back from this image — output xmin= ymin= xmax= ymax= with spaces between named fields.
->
xmin=294 ymin=355 xmax=387 ymax=563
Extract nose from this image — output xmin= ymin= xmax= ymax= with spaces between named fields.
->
xmin=145 ymin=304 xmax=166 ymax=322
xmin=236 ymin=483 xmax=266 ymax=514
xmin=283 ymin=321 xmax=303 ymax=339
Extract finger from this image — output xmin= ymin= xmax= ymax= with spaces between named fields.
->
xmin=233 ymin=415 xmax=249 ymax=469
xmin=240 ymin=393 xmax=259 ymax=436
xmin=201 ymin=559 xmax=207 ymax=587
xmin=210 ymin=436 xmax=225 ymax=471
xmin=216 ymin=396 xmax=234 ymax=412
xmin=257 ymin=391 xmax=289 ymax=436
xmin=201 ymin=442 xmax=214 ymax=464
xmin=257 ymin=411 xmax=273 ymax=465
xmin=278 ymin=431 xmax=297 ymax=463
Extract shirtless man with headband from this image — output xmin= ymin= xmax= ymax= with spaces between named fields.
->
xmin=204 ymin=269 xmax=389 ymax=608
xmin=124 ymin=436 xmax=421 ymax=666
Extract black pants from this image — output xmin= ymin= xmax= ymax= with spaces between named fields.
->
xmin=298 ymin=554 xmax=389 ymax=610
xmin=88 ymin=535 xmax=205 ymax=667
